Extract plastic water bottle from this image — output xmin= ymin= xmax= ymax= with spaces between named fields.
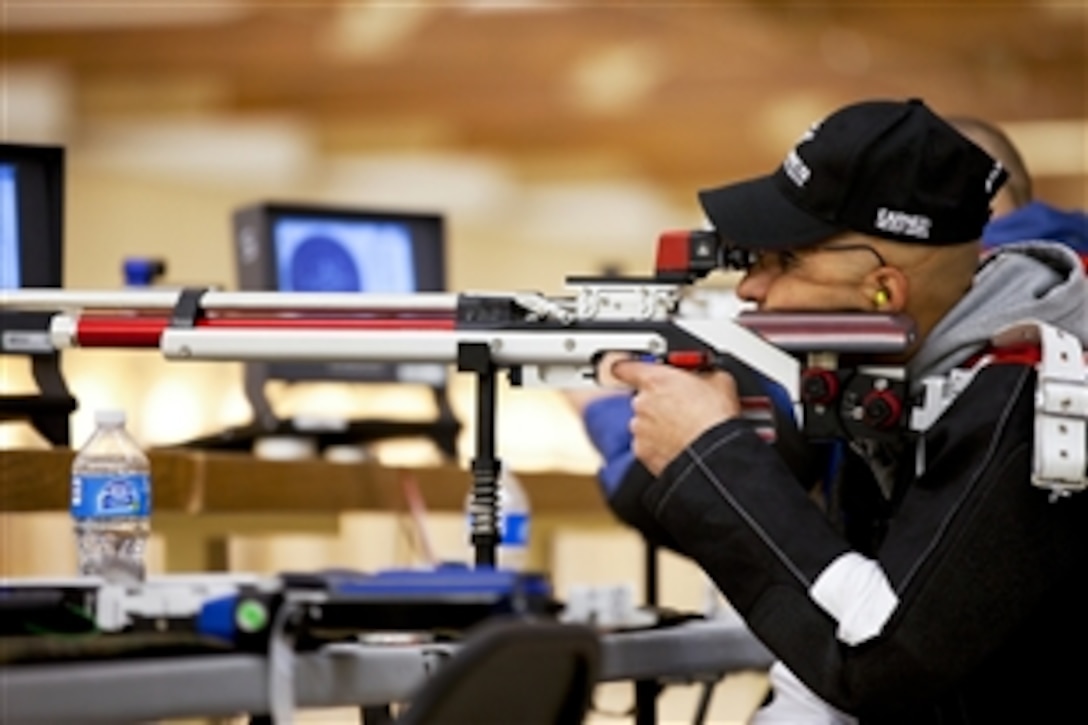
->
xmin=497 ymin=468 xmax=531 ymax=570
xmin=465 ymin=466 xmax=531 ymax=570
xmin=70 ymin=409 xmax=151 ymax=580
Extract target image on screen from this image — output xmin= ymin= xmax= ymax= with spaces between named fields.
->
xmin=273 ymin=217 xmax=417 ymax=293
xmin=0 ymin=163 xmax=20 ymax=290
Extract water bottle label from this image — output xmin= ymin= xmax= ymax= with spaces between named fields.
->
xmin=71 ymin=473 xmax=151 ymax=518
xmin=464 ymin=512 xmax=530 ymax=546
xmin=501 ymin=512 xmax=530 ymax=547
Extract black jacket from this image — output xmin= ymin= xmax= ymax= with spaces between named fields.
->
xmin=609 ymin=362 xmax=1088 ymax=724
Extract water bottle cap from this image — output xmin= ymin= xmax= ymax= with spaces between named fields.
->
xmin=94 ymin=409 xmax=127 ymax=426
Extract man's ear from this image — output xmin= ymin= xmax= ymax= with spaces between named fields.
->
xmin=866 ymin=266 xmax=908 ymax=311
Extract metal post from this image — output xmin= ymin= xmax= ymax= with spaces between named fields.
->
xmin=458 ymin=342 xmax=500 ymax=568
xmin=634 ymin=541 xmax=661 ymax=725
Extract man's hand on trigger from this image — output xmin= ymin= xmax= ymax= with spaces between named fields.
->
xmin=610 ymin=359 xmax=742 ymax=476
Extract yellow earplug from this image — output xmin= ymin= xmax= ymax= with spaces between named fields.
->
xmin=874 ymin=289 xmax=889 ymax=307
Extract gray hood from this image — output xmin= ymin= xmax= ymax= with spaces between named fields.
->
xmin=908 ymin=241 xmax=1088 ymax=387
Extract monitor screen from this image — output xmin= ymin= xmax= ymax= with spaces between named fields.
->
xmin=0 ymin=163 xmax=19 ymax=289
xmin=234 ymin=202 xmax=447 ymax=387
xmin=0 ymin=144 xmax=64 ymax=356
xmin=272 ymin=215 xmax=418 ymax=294
xmin=0 ymin=143 xmax=64 ymax=291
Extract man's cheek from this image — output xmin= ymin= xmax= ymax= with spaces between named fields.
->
xmin=766 ymin=286 xmax=821 ymax=311
xmin=769 ymin=281 xmax=857 ymax=312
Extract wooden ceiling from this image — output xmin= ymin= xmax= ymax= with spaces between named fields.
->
xmin=3 ymin=1 xmax=1086 ymax=206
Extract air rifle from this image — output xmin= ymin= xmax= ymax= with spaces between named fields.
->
xmin=0 ymin=230 xmax=918 ymax=564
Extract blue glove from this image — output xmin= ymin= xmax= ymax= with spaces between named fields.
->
xmin=581 ymin=374 xmax=796 ymax=497
xmin=581 ymin=394 xmax=636 ymax=497
xmin=761 ymin=376 xmax=795 ymax=425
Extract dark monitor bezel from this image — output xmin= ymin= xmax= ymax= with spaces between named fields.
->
xmin=0 ymin=142 xmax=65 ymax=290
xmin=234 ymin=201 xmax=448 ymax=386
xmin=251 ymin=201 xmax=445 ymax=295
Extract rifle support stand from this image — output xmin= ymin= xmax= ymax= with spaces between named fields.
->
xmin=458 ymin=342 xmax=501 ymax=568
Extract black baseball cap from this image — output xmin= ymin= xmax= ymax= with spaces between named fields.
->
xmin=698 ymin=98 xmax=1007 ymax=250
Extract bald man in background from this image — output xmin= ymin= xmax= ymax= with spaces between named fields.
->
xmin=947 ymin=115 xmax=1087 ymax=253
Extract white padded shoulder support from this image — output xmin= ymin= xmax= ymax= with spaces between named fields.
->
xmin=992 ymin=320 xmax=1088 ymax=497
xmin=912 ymin=320 xmax=1087 ymax=499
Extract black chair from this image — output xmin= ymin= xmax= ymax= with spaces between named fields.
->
xmin=396 ymin=617 xmax=601 ymax=725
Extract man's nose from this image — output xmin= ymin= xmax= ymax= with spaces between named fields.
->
xmin=736 ymin=269 xmax=773 ymax=304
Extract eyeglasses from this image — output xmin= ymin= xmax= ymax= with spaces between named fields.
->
xmin=730 ymin=243 xmax=888 ymax=273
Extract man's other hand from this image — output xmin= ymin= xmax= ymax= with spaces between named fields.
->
xmin=610 ymin=360 xmax=741 ymax=476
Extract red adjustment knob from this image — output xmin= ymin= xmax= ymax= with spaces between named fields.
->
xmin=861 ymin=388 xmax=904 ymax=430
xmin=801 ymin=368 xmax=839 ymax=406
xmin=665 ymin=350 xmax=714 ymax=370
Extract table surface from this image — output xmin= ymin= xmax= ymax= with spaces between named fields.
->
xmin=0 ymin=447 xmax=606 ymax=515
xmin=0 ymin=615 xmax=774 ymax=723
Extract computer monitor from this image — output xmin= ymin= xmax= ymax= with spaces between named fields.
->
xmin=233 ymin=201 xmax=448 ymax=386
xmin=222 ymin=201 xmax=459 ymax=458
xmin=0 ymin=142 xmax=74 ymax=446
xmin=0 ymin=143 xmax=64 ymax=294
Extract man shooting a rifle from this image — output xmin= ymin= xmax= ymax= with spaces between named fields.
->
xmin=602 ymin=98 xmax=1088 ymax=723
